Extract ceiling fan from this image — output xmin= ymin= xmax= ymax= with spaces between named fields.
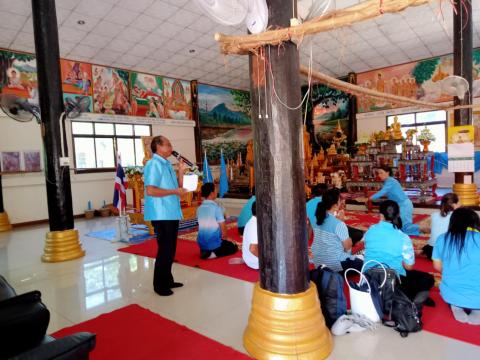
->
xmin=193 ymin=0 xmax=268 ymax=34
xmin=64 ymin=96 xmax=91 ymax=119
xmin=441 ymin=75 xmax=469 ymax=100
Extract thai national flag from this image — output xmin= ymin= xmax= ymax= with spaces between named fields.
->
xmin=113 ymin=161 xmax=127 ymax=213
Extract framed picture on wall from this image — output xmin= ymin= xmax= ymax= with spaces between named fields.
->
xmin=23 ymin=150 xmax=42 ymax=172
xmin=1 ymin=151 xmax=21 ymax=172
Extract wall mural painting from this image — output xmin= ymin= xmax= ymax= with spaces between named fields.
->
xmin=92 ymin=65 xmax=130 ymax=115
xmin=163 ymin=77 xmax=192 ymax=120
xmin=63 ymin=93 xmax=93 ymax=113
xmin=0 ymin=50 xmax=38 ymax=105
xmin=357 ymin=48 xmax=480 ymax=113
xmin=198 ymin=83 xmax=251 ymax=164
xmin=309 ymin=83 xmax=350 ymax=153
xmin=60 ymin=59 xmax=92 ymax=95
xmin=130 ymin=72 xmax=164 ymax=117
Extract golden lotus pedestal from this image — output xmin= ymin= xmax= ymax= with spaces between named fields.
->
xmin=0 ymin=212 xmax=12 ymax=232
xmin=453 ymin=183 xmax=479 ymax=206
xmin=42 ymin=229 xmax=85 ymax=263
xmin=243 ymin=282 xmax=333 ymax=360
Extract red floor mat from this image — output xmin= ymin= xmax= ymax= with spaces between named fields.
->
xmin=52 ymin=304 xmax=252 ymax=359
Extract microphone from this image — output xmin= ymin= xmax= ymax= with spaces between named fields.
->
xmin=171 ymin=150 xmax=194 ymax=168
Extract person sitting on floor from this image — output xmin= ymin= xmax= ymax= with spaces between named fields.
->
xmin=433 ymin=207 xmax=480 ymax=325
xmin=364 ymin=200 xmax=434 ymax=305
xmin=306 ymin=183 xmax=327 ymax=241
xmin=421 ymin=193 xmax=459 ymax=260
xmin=242 ymin=201 xmax=259 ymax=270
xmin=237 ymin=187 xmax=256 ymax=235
xmin=311 ymin=188 xmax=363 ymax=272
xmin=197 ymin=183 xmax=238 ymax=259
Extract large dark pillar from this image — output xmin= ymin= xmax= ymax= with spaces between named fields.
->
xmin=243 ymin=0 xmax=332 ymax=358
xmin=191 ymin=80 xmax=202 ymax=165
xmin=452 ymin=0 xmax=476 ymax=205
xmin=32 ymin=0 xmax=84 ymax=261
xmin=0 ymin=176 xmax=4 ymax=213
xmin=347 ymin=72 xmax=358 ymax=152
xmin=251 ymin=6 xmax=308 ymax=295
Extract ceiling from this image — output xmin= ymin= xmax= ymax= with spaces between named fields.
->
xmin=0 ymin=0 xmax=479 ymax=91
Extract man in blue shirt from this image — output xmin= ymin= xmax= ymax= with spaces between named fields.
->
xmin=144 ymin=136 xmax=187 ymax=296
xmin=197 ymin=183 xmax=238 ymax=259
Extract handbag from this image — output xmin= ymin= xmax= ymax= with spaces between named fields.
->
xmin=344 ymin=261 xmax=387 ymax=323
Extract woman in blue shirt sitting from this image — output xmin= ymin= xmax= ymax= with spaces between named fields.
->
xmin=421 ymin=193 xmax=459 ymax=260
xmin=311 ymin=188 xmax=363 ymax=272
xmin=433 ymin=208 xmax=480 ymax=325
xmin=364 ymin=200 xmax=434 ymax=304
xmin=369 ymin=165 xmax=419 ymax=235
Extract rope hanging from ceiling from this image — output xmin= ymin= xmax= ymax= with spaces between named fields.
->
xmin=214 ymin=0 xmax=434 ymax=55
xmin=300 ymin=65 xmax=480 ymax=111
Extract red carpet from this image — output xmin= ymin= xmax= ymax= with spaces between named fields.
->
xmin=344 ymin=211 xmax=429 ymax=233
xmin=52 ymin=304 xmax=251 ymax=359
xmin=423 ymin=289 xmax=480 ymax=346
xmin=119 ymin=239 xmax=259 ymax=283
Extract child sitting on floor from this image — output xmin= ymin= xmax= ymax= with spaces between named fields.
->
xmin=196 ymin=183 xmax=238 ymax=259
xmin=242 ymin=201 xmax=259 ymax=269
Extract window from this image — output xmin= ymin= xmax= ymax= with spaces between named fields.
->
xmin=386 ymin=110 xmax=446 ymax=153
xmin=72 ymin=122 xmax=151 ymax=171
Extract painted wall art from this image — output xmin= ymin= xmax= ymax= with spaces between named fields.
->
xmin=163 ymin=77 xmax=192 ymax=120
xmin=23 ymin=150 xmax=42 ymax=172
xmin=130 ymin=72 xmax=164 ymax=117
xmin=198 ymin=83 xmax=251 ymax=163
xmin=1 ymin=151 xmax=21 ymax=172
xmin=0 ymin=50 xmax=38 ymax=105
xmin=357 ymin=48 xmax=480 ymax=113
xmin=60 ymin=59 xmax=93 ymax=95
xmin=92 ymin=65 xmax=130 ymax=115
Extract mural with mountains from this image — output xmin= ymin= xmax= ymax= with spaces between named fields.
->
xmin=198 ymin=83 xmax=252 ymax=163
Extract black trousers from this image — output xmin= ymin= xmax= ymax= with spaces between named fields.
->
xmin=201 ymin=240 xmax=238 ymax=259
xmin=422 ymin=244 xmax=433 ymax=260
xmin=400 ymin=269 xmax=434 ymax=301
xmin=151 ymin=220 xmax=179 ymax=291
xmin=347 ymin=226 xmax=364 ymax=245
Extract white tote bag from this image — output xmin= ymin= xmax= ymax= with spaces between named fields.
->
xmin=344 ymin=261 xmax=387 ymax=323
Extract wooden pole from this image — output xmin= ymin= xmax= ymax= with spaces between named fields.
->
xmin=32 ymin=0 xmax=84 ymax=261
xmin=452 ymin=0 xmax=476 ymax=205
xmin=243 ymin=1 xmax=332 ymax=358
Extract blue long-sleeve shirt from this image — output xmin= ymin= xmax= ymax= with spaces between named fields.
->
xmin=371 ymin=177 xmax=407 ymax=203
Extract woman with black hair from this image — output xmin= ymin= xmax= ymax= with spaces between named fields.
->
xmin=433 ymin=208 xmax=480 ymax=324
xmin=364 ymin=200 xmax=434 ymax=303
xmin=369 ymin=165 xmax=419 ymax=235
xmin=311 ymin=189 xmax=363 ymax=272
xmin=421 ymin=193 xmax=459 ymax=260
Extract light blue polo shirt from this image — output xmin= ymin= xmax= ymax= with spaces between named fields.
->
xmin=238 ymin=195 xmax=256 ymax=228
xmin=433 ymin=231 xmax=480 ymax=309
xmin=306 ymin=196 xmax=322 ymax=228
xmin=197 ymin=200 xmax=224 ymax=250
xmin=143 ymin=154 xmax=183 ymax=221
xmin=428 ymin=211 xmax=451 ymax=246
xmin=363 ymin=221 xmax=414 ymax=276
xmin=311 ymin=213 xmax=351 ymax=271
xmin=371 ymin=177 xmax=408 ymax=203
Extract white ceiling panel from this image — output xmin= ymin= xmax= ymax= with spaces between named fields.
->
xmin=1 ymin=1 xmax=479 ymax=90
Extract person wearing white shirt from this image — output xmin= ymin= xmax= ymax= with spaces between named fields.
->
xmin=242 ymin=201 xmax=259 ymax=270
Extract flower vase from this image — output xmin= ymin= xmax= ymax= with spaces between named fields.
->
xmin=420 ymin=140 xmax=431 ymax=152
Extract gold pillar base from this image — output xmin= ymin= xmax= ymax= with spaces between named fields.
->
xmin=453 ymin=183 xmax=478 ymax=206
xmin=244 ymin=282 xmax=333 ymax=360
xmin=42 ymin=229 xmax=85 ymax=263
xmin=0 ymin=212 xmax=12 ymax=232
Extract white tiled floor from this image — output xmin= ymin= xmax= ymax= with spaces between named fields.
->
xmin=1 ymin=217 xmax=479 ymax=359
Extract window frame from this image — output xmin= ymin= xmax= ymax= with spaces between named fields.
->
xmin=386 ymin=110 xmax=447 ymax=152
xmin=72 ymin=121 xmax=152 ymax=174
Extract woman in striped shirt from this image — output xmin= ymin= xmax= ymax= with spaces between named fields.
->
xmin=311 ymin=188 xmax=364 ymax=272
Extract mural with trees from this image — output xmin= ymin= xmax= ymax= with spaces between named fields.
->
xmin=0 ymin=50 xmax=38 ymax=104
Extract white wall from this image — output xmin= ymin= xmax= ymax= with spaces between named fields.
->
xmin=0 ymin=112 xmax=196 ymax=224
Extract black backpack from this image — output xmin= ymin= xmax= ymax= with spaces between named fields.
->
xmin=365 ymin=265 xmax=398 ymax=318
xmin=385 ymin=289 xmax=429 ymax=337
xmin=309 ymin=266 xmax=347 ymax=328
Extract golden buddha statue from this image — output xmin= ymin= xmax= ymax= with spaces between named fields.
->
xmin=391 ymin=116 xmax=403 ymax=140
xmin=332 ymin=120 xmax=347 ymax=149
xmin=327 ymin=143 xmax=337 ymax=155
